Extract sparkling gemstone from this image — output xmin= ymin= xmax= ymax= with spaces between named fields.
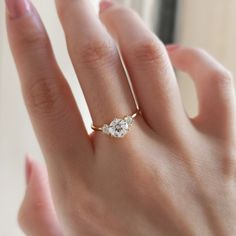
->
xmin=108 ymin=118 xmax=129 ymax=138
xmin=102 ymin=124 xmax=110 ymax=134
xmin=124 ymin=116 xmax=133 ymax=125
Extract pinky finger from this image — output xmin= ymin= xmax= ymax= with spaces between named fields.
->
xmin=18 ymin=156 xmax=62 ymax=236
xmin=167 ymin=45 xmax=236 ymax=137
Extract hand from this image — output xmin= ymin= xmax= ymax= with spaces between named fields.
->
xmin=6 ymin=0 xmax=236 ymax=235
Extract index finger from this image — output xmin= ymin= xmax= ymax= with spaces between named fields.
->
xmin=5 ymin=0 xmax=93 ymax=170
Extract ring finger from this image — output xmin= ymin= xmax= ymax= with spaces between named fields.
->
xmin=99 ymin=1 xmax=189 ymax=135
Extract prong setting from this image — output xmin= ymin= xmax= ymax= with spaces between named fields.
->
xmin=91 ymin=109 xmax=140 ymax=138
xmin=102 ymin=116 xmax=134 ymax=138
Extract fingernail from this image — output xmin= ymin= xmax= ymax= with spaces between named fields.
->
xmin=166 ymin=44 xmax=180 ymax=52
xmin=99 ymin=0 xmax=113 ymax=13
xmin=25 ymin=154 xmax=32 ymax=185
xmin=5 ymin=0 xmax=31 ymax=18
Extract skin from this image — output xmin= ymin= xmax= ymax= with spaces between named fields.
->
xmin=5 ymin=0 xmax=236 ymax=235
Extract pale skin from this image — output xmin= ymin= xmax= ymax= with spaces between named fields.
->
xmin=5 ymin=0 xmax=236 ymax=235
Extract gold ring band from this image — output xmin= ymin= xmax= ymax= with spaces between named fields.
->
xmin=91 ymin=109 xmax=141 ymax=138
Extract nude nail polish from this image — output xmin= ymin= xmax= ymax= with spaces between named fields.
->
xmin=99 ymin=0 xmax=113 ymax=13
xmin=5 ymin=0 xmax=31 ymax=18
xmin=166 ymin=44 xmax=180 ymax=52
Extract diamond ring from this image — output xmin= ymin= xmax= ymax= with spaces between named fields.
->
xmin=91 ymin=109 xmax=141 ymax=138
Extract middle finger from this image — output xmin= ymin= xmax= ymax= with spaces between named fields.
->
xmin=55 ymin=0 xmax=136 ymax=126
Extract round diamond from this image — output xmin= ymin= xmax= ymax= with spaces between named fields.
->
xmin=109 ymin=118 xmax=129 ymax=138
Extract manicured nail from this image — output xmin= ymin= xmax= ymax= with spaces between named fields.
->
xmin=166 ymin=44 xmax=180 ymax=52
xmin=99 ymin=0 xmax=113 ymax=13
xmin=5 ymin=0 xmax=31 ymax=18
xmin=25 ymin=154 xmax=32 ymax=185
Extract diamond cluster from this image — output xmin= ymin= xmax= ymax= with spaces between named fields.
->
xmin=102 ymin=116 xmax=133 ymax=138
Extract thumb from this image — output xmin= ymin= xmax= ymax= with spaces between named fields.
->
xmin=18 ymin=156 xmax=62 ymax=236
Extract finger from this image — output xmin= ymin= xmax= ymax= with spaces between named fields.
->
xmin=18 ymin=157 xmax=63 ymax=236
xmin=167 ymin=45 xmax=236 ymax=136
xmin=5 ymin=0 xmax=92 ymax=169
xmin=99 ymin=1 xmax=188 ymax=134
xmin=55 ymin=0 xmax=136 ymax=127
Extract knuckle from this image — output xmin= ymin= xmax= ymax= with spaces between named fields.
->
xmin=22 ymin=32 xmax=49 ymax=50
xmin=130 ymin=38 xmax=166 ymax=63
xmin=209 ymin=69 xmax=234 ymax=86
xmin=18 ymin=24 xmax=49 ymax=50
xmin=191 ymin=48 xmax=234 ymax=86
xmin=24 ymin=76 xmax=62 ymax=117
xmin=77 ymin=40 xmax=115 ymax=66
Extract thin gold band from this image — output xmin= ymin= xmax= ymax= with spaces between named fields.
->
xmin=91 ymin=108 xmax=141 ymax=132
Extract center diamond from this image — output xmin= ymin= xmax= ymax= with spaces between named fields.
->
xmin=109 ymin=118 xmax=129 ymax=138
xmin=102 ymin=117 xmax=133 ymax=138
